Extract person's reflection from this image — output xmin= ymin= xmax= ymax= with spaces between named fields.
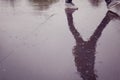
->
xmin=65 ymin=9 xmax=120 ymax=80
xmin=9 ymin=0 xmax=16 ymax=8
xmin=29 ymin=0 xmax=59 ymax=11
xmin=2 ymin=0 xmax=16 ymax=8
xmin=88 ymin=0 xmax=102 ymax=7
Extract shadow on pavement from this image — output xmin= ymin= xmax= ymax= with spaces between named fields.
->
xmin=65 ymin=8 xmax=120 ymax=80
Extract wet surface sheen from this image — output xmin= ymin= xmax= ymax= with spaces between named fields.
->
xmin=0 ymin=0 xmax=120 ymax=80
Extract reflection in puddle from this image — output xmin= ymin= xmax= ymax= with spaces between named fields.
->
xmin=0 ymin=0 xmax=60 ymax=12
xmin=88 ymin=0 xmax=102 ymax=7
xmin=0 ymin=0 xmax=17 ymax=7
xmin=29 ymin=0 xmax=59 ymax=11
xmin=65 ymin=8 xmax=120 ymax=80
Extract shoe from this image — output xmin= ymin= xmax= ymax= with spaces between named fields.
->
xmin=65 ymin=3 xmax=78 ymax=9
xmin=65 ymin=7 xmax=78 ymax=14
xmin=107 ymin=0 xmax=120 ymax=9
xmin=107 ymin=10 xmax=120 ymax=20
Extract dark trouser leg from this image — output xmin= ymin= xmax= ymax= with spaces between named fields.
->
xmin=66 ymin=0 xmax=72 ymax=3
xmin=105 ymin=0 xmax=111 ymax=5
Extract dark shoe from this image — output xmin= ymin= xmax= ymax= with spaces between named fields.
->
xmin=107 ymin=10 xmax=120 ymax=20
xmin=65 ymin=7 xmax=78 ymax=14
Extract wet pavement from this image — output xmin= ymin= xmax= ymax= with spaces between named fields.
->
xmin=0 ymin=0 xmax=120 ymax=80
